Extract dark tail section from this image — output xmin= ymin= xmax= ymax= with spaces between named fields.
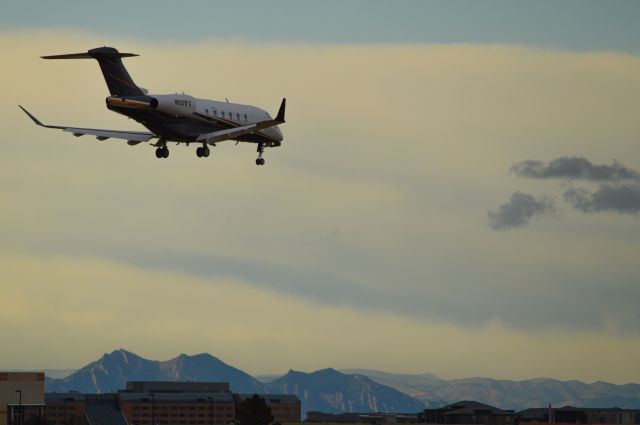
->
xmin=42 ymin=47 xmax=144 ymax=96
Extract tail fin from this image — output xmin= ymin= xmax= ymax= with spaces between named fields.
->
xmin=42 ymin=47 xmax=144 ymax=97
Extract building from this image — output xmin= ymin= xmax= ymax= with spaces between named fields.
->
xmin=119 ymin=392 xmax=235 ymax=425
xmin=419 ymin=401 xmax=518 ymax=425
xmin=44 ymin=393 xmax=86 ymax=425
xmin=43 ymin=381 xmax=301 ymax=425
xmin=519 ymin=406 xmax=640 ymax=424
xmin=0 ymin=372 xmax=45 ymax=425
xmin=118 ymin=381 xmax=236 ymax=425
xmin=235 ymin=394 xmax=301 ymax=423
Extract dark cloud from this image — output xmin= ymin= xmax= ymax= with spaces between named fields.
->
xmin=488 ymin=192 xmax=556 ymax=231
xmin=564 ymin=184 xmax=640 ymax=215
xmin=511 ymin=157 xmax=640 ymax=182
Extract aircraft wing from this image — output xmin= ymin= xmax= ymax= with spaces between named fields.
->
xmin=196 ymin=98 xmax=286 ymax=143
xmin=19 ymin=105 xmax=155 ymax=144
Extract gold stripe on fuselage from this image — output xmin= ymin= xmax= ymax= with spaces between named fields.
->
xmin=107 ymin=98 xmax=149 ymax=108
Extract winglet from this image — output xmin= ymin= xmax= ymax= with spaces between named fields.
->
xmin=275 ymin=98 xmax=286 ymax=123
xmin=19 ymin=105 xmax=64 ymax=129
xmin=18 ymin=105 xmax=44 ymax=127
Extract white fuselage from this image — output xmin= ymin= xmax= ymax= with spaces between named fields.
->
xmin=150 ymin=93 xmax=283 ymax=143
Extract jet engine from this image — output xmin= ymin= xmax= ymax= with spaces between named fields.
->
xmin=150 ymin=94 xmax=196 ymax=117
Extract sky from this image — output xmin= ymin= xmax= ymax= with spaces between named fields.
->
xmin=1 ymin=1 xmax=640 ymax=384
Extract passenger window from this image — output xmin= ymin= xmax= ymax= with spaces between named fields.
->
xmin=244 ymin=114 xmax=247 ymax=121
xmin=205 ymin=109 xmax=209 ymax=114
xmin=213 ymin=110 xmax=217 ymax=116
xmin=236 ymin=113 xmax=240 ymax=120
xmin=221 ymin=111 xmax=225 ymax=118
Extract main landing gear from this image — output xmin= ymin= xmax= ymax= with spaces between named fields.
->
xmin=255 ymin=143 xmax=266 ymax=166
xmin=196 ymin=144 xmax=211 ymax=158
xmin=155 ymin=147 xmax=169 ymax=159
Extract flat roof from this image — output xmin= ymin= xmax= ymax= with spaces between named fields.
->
xmin=237 ymin=394 xmax=300 ymax=404
xmin=46 ymin=393 xmax=87 ymax=402
xmin=0 ymin=372 xmax=45 ymax=381
xmin=119 ymin=393 xmax=234 ymax=403
xmin=7 ymin=404 xmax=46 ymax=407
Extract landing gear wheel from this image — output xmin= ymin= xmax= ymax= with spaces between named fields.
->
xmin=196 ymin=147 xmax=203 ymax=158
xmin=256 ymin=143 xmax=265 ymax=166
xmin=155 ymin=148 xmax=163 ymax=159
xmin=162 ymin=147 xmax=169 ymax=158
xmin=203 ymin=147 xmax=210 ymax=157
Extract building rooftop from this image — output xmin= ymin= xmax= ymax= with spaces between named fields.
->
xmin=428 ymin=400 xmax=516 ymax=416
xmin=118 ymin=392 xmax=234 ymax=403
xmin=124 ymin=381 xmax=230 ymax=394
xmin=45 ymin=393 xmax=87 ymax=402
xmin=236 ymin=394 xmax=300 ymax=404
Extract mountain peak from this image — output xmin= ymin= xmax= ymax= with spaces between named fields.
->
xmin=48 ymin=350 xmax=264 ymax=395
xmin=268 ymin=366 xmax=424 ymax=414
xmin=312 ymin=368 xmax=343 ymax=377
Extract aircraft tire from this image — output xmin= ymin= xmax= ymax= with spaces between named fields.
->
xmin=155 ymin=148 xmax=163 ymax=159
xmin=203 ymin=147 xmax=210 ymax=157
xmin=162 ymin=148 xmax=169 ymax=158
xmin=196 ymin=147 xmax=203 ymax=157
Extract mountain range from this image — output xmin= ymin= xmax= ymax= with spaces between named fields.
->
xmin=45 ymin=350 xmax=640 ymax=415
xmin=341 ymin=369 xmax=640 ymax=411
xmin=45 ymin=350 xmax=421 ymax=414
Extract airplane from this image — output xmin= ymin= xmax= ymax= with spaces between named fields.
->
xmin=19 ymin=46 xmax=286 ymax=165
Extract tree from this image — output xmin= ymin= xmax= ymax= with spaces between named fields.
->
xmin=238 ymin=395 xmax=274 ymax=425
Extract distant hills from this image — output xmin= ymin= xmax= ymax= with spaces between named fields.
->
xmin=342 ymin=369 xmax=640 ymax=410
xmin=45 ymin=350 xmax=640 ymax=415
xmin=268 ymin=368 xmax=424 ymax=413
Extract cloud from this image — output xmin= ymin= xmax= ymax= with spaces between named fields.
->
xmin=488 ymin=192 xmax=556 ymax=230
xmin=564 ymin=184 xmax=640 ymax=215
xmin=511 ymin=157 xmax=640 ymax=182
xmin=2 ymin=253 xmax=640 ymax=384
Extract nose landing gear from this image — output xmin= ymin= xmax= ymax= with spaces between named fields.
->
xmin=255 ymin=143 xmax=266 ymax=166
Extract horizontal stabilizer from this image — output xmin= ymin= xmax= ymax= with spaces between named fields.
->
xmin=41 ymin=47 xmax=143 ymax=96
xmin=42 ymin=52 xmax=139 ymax=60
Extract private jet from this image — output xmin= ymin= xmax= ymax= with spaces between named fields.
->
xmin=19 ymin=46 xmax=286 ymax=165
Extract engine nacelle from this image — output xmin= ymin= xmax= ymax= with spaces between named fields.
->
xmin=150 ymin=94 xmax=196 ymax=117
